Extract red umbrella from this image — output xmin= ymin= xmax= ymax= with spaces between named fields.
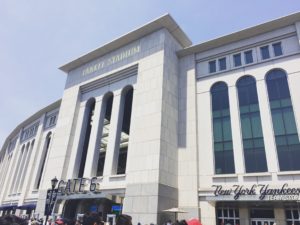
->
xmin=187 ymin=218 xmax=202 ymax=225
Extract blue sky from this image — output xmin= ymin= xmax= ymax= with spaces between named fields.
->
xmin=0 ymin=0 xmax=300 ymax=146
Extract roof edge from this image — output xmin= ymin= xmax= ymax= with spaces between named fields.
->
xmin=178 ymin=11 xmax=300 ymax=57
xmin=59 ymin=14 xmax=192 ymax=73
xmin=0 ymin=99 xmax=62 ymax=155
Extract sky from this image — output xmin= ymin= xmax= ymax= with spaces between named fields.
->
xmin=0 ymin=0 xmax=300 ymax=147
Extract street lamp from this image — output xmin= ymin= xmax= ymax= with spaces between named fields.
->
xmin=45 ymin=177 xmax=58 ymax=225
xmin=51 ymin=177 xmax=58 ymax=190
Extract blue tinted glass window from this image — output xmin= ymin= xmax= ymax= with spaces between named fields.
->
xmin=261 ymin=46 xmax=270 ymax=60
xmin=273 ymin=42 xmax=283 ymax=56
xmin=219 ymin=58 xmax=227 ymax=71
xmin=244 ymin=50 xmax=253 ymax=64
xmin=266 ymin=69 xmax=300 ymax=171
xmin=211 ymin=82 xmax=235 ymax=174
xmin=237 ymin=76 xmax=268 ymax=172
xmin=233 ymin=54 xmax=242 ymax=67
xmin=209 ymin=60 xmax=216 ymax=73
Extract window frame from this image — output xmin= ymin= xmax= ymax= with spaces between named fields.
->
xmin=218 ymin=57 xmax=227 ymax=71
xmin=260 ymin=45 xmax=270 ymax=60
xmin=244 ymin=50 xmax=254 ymax=64
xmin=233 ymin=53 xmax=242 ymax=67
xmin=272 ymin=42 xmax=283 ymax=57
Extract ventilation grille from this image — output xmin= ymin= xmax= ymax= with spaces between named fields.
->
xmin=80 ymin=64 xmax=138 ymax=94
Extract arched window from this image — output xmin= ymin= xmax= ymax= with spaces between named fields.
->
xmin=18 ymin=140 xmax=34 ymax=192
xmin=266 ymin=69 xmax=300 ymax=171
xmin=211 ymin=82 xmax=235 ymax=174
xmin=237 ymin=76 xmax=267 ymax=173
xmin=78 ymin=98 xmax=96 ymax=178
xmin=96 ymin=93 xmax=113 ymax=176
xmin=116 ymin=86 xmax=134 ymax=174
xmin=35 ymin=132 xmax=52 ymax=189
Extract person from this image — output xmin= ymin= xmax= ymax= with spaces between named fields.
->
xmin=0 ymin=214 xmax=28 ymax=225
xmin=115 ymin=214 xmax=132 ymax=225
xmin=82 ymin=213 xmax=102 ymax=225
xmin=178 ymin=220 xmax=188 ymax=225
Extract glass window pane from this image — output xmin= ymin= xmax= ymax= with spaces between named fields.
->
xmin=270 ymin=100 xmax=281 ymax=109
xmin=214 ymin=143 xmax=223 ymax=151
xmin=243 ymin=139 xmax=253 ymax=149
xmin=275 ymin=136 xmax=287 ymax=146
xmin=244 ymin=50 xmax=253 ymax=64
xmin=287 ymin=134 xmax=299 ymax=145
xmin=224 ymin=142 xmax=233 ymax=151
xmin=254 ymin=138 xmax=264 ymax=148
xmin=219 ymin=58 xmax=227 ymax=71
xmin=283 ymin=108 xmax=297 ymax=134
xmin=272 ymin=109 xmax=285 ymax=135
xmin=250 ymin=104 xmax=259 ymax=112
xmin=213 ymin=111 xmax=221 ymax=118
xmin=281 ymin=98 xmax=292 ymax=107
xmin=223 ymin=117 xmax=232 ymax=141
xmin=285 ymin=210 xmax=292 ymax=219
xmin=240 ymin=105 xmax=249 ymax=113
xmin=213 ymin=119 xmax=223 ymax=142
xmin=261 ymin=46 xmax=270 ymax=60
xmin=273 ymin=42 xmax=283 ymax=56
xmin=233 ymin=53 xmax=242 ymax=67
xmin=209 ymin=60 xmax=216 ymax=73
xmin=241 ymin=116 xmax=252 ymax=138
xmin=251 ymin=113 xmax=263 ymax=138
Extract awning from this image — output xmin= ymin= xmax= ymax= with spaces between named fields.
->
xmin=0 ymin=204 xmax=18 ymax=210
xmin=17 ymin=204 xmax=36 ymax=210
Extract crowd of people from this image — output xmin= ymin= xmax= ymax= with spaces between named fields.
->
xmin=0 ymin=214 xmax=202 ymax=225
xmin=0 ymin=213 xmax=132 ymax=225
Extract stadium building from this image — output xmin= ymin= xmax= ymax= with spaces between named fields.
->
xmin=1 ymin=12 xmax=300 ymax=225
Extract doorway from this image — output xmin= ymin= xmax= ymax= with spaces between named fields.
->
xmin=250 ymin=209 xmax=275 ymax=225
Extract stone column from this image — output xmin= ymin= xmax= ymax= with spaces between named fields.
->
xmin=199 ymin=201 xmax=216 ymax=225
xmin=19 ymin=114 xmax=46 ymax=204
xmin=239 ymin=207 xmax=250 ymax=225
xmin=84 ymin=97 xmax=104 ymax=177
xmin=228 ymin=85 xmax=245 ymax=174
xmin=103 ymin=90 xmax=122 ymax=177
xmin=274 ymin=207 xmax=285 ymax=224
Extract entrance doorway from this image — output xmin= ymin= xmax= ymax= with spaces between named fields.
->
xmin=250 ymin=209 xmax=275 ymax=225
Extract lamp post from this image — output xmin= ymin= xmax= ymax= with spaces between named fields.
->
xmin=45 ymin=177 xmax=58 ymax=225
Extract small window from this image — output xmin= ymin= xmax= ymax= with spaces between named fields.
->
xmin=273 ymin=42 xmax=283 ymax=56
xmin=233 ymin=53 xmax=242 ymax=67
xmin=260 ymin=46 xmax=270 ymax=60
xmin=219 ymin=58 xmax=226 ymax=71
xmin=209 ymin=60 xmax=216 ymax=73
xmin=244 ymin=50 xmax=253 ymax=64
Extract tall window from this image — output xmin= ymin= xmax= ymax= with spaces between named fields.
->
xmin=237 ymin=76 xmax=268 ymax=173
xmin=260 ymin=46 xmax=270 ymax=60
xmin=18 ymin=140 xmax=34 ymax=192
xmin=217 ymin=208 xmax=240 ymax=225
xmin=209 ymin=60 xmax=216 ymax=73
xmin=233 ymin=53 xmax=242 ymax=67
xmin=35 ymin=132 xmax=52 ymax=189
xmin=211 ymin=82 xmax=235 ymax=174
xmin=286 ymin=208 xmax=300 ymax=225
xmin=96 ymin=93 xmax=113 ymax=176
xmin=78 ymin=98 xmax=95 ymax=178
xmin=266 ymin=69 xmax=300 ymax=171
xmin=244 ymin=50 xmax=253 ymax=64
xmin=116 ymin=86 xmax=134 ymax=174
